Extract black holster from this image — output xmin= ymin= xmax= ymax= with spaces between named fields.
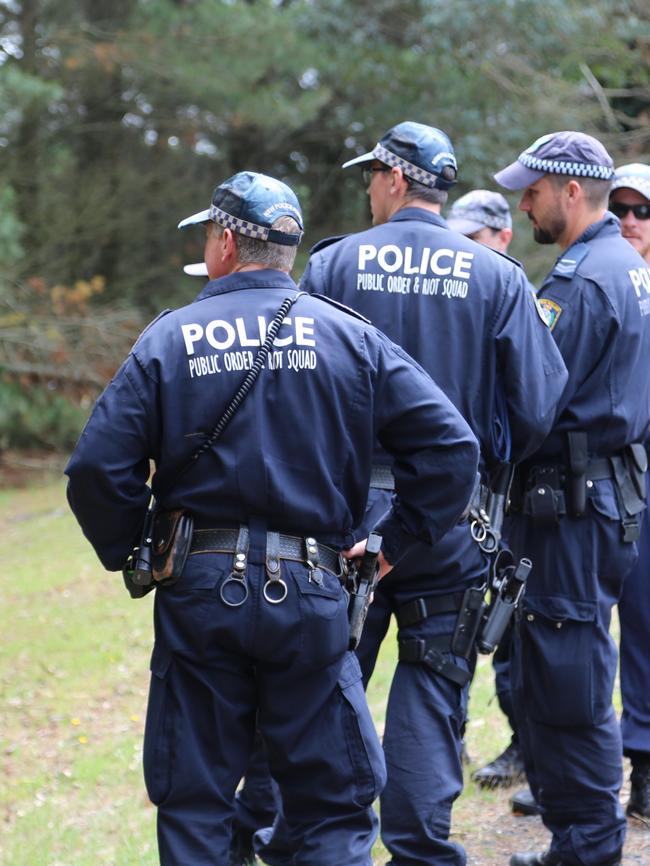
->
xmin=151 ymin=508 xmax=195 ymax=584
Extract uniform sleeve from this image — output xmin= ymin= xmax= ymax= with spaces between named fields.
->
xmin=371 ymin=338 xmax=480 ymax=565
xmin=493 ymin=268 xmax=568 ymax=462
xmin=65 ymin=354 xmax=160 ymax=571
xmin=538 ymin=276 xmax=617 ymax=425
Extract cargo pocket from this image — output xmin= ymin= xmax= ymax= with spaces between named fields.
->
xmin=293 ymin=565 xmax=349 ymax=669
xmin=521 ymin=596 xmax=599 ymax=727
xmin=338 ymin=652 xmax=387 ymax=806
xmin=143 ymin=643 xmax=174 ymax=805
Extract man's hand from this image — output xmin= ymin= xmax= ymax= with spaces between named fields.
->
xmin=343 ymin=538 xmax=393 ymax=579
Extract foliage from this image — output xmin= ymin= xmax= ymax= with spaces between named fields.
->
xmin=0 ymin=0 xmax=648 ymax=429
xmin=0 ymin=380 xmax=89 ymax=450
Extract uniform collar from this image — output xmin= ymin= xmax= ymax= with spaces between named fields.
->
xmin=194 ymin=268 xmax=298 ymax=302
xmin=569 ymin=211 xmax=620 ymax=248
xmin=388 ymin=206 xmax=448 ymax=229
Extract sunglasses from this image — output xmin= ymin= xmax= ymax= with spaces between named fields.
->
xmin=610 ymin=202 xmax=650 ymax=221
xmin=362 ymin=166 xmax=391 ymax=185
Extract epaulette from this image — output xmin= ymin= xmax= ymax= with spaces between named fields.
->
xmin=551 ymin=243 xmax=590 ymax=279
xmin=136 ymin=308 xmax=173 ymax=341
xmin=309 ymin=234 xmax=348 ymax=255
xmin=488 ymin=248 xmax=524 ymax=270
xmin=311 ymin=293 xmax=372 ymax=324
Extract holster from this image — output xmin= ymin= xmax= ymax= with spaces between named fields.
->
xmin=151 ymin=508 xmax=194 ymax=584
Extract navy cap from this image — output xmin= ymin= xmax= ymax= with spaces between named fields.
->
xmin=446 ymin=189 xmax=512 ymax=235
xmin=342 ymin=121 xmax=458 ymax=190
xmin=611 ymin=163 xmax=650 ymax=201
xmin=494 ymin=131 xmax=615 ymax=190
xmin=178 ymin=171 xmax=303 ymax=246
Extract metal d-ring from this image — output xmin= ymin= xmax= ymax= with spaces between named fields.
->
xmin=470 ymin=519 xmax=487 ymax=544
xmin=220 ymin=573 xmax=249 ymax=607
xmin=263 ymin=578 xmax=288 ymax=604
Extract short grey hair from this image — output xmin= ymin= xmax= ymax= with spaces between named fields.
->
xmin=214 ymin=215 xmax=300 ymax=271
xmin=403 ymin=177 xmax=449 ymax=206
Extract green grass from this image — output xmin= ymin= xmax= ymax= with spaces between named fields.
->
xmin=0 ymin=477 xmax=622 ymax=864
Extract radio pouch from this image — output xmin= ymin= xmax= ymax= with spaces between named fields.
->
xmin=151 ymin=509 xmax=195 ymax=584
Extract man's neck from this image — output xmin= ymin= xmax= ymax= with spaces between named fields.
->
xmin=396 ymin=197 xmax=442 ymax=217
xmin=557 ymin=207 xmax=607 ymax=251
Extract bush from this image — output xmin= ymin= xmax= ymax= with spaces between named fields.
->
xmin=0 ymin=381 xmax=89 ymax=451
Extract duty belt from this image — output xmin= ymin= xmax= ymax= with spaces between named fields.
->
xmin=190 ymin=528 xmax=345 ymax=577
xmin=399 ymin=635 xmax=471 ymax=687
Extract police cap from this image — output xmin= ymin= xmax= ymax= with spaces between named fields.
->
xmin=446 ymin=189 xmax=512 ymax=235
xmin=342 ymin=121 xmax=458 ymax=190
xmin=611 ymin=163 xmax=650 ymax=201
xmin=494 ymin=131 xmax=615 ymax=190
xmin=178 ymin=171 xmax=304 ymax=245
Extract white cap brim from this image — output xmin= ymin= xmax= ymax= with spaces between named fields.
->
xmin=183 ymin=262 xmax=209 ymax=277
xmin=341 ymin=150 xmax=376 ymax=169
xmin=447 ymin=217 xmax=487 ymax=236
xmin=177 ymin=208 xmax=211 ymax=229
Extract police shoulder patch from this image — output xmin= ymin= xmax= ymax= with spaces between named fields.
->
xmin=535 ymin=295 xmax=562 ymax=330
xmin=311 ymin=293 xmax=372 ymax=324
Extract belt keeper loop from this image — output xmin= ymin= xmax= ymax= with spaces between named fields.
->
xmin=305 ymin=536 xmax=324 ymax=586
xmin=233 ymin=525 xmax=250 ymax=577
xmin=265 ymin=531 xmax=281 ymax=582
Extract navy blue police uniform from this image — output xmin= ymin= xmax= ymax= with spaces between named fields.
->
xmin=611 ymin=162 xmax=650 ymax=821
xmin=299 ymin=122 xmax=569 ymax=866
xmin=496 ymin=134 xmax=650 ymax=866
xmin=65 ymin=171 xmax=481 ymax=866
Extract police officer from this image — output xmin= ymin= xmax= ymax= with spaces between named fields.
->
xmin=65 ymin=170 xmax=482 ymax=866
xmin=495 ymin=133 xmax=650 ymax=866
xmin=610 ymin=162 xmax=650 ymax=821
xmin=300 ymin=122 xmax=568 ymax=866
xmin=446 ymin=188 xmax=514 ymax=253
xmin=446 ymin=188 xmax=527 ymax=792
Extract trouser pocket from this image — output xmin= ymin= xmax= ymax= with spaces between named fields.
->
xmin=143 ymin=643 xmax=174 ymax=804
xmin=338 ymin=652 xmax=387 ymax=806
xmin=521 ymin=596 xmax=603 ymax=727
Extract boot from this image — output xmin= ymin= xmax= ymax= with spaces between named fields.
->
xmin=472 ymin=739 xmax=525 ymax=788
xmin=627 ymin=757 xmax=650 ymax=820
xmin=229 ymin=826 xmax=257 ymax=866
xmin=510 ymin=786 xmax=541 ymax=816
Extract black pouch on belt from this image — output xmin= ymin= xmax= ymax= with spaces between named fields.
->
xmin=151 ymin=509 xmax=195 ymax=585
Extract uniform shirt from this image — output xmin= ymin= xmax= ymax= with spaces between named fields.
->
xmin=65 ymin=269 xmax=479 ymax=571
xmin=300 ymin=207 xmax=568 ymax=471
xmin=534 ymin=213 xmax=650 ymax=459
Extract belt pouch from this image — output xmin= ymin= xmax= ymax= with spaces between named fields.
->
xmin=566 ymin=431 xmax=588 ymax=517
xmin=151 ymin=508 xmax=195 ymax=584
xmin=450 ymin=585 xmax=486 ymax=659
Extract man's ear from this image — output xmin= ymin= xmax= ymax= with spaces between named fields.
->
xmin=566 ymin=178 xmax=582 ymax=203
xmin=390 ymin=166 xmax=407 ymax=194
xmin=222 ymin=227 xmax=238 ymax=261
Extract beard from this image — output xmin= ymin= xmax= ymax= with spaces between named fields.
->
xmin=530 ymin=212 xmax=566 ymax=245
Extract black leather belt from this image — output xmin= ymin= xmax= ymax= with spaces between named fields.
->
xmin=189 ymin=528 xmax=344 ymax=576
xmin=396 ymin=591 xmax=466 ymax=628
xmin=370 ymin=464 xmax=395 ymax=490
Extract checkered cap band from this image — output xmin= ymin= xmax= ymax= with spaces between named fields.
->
xmin=519 ymin=152 xmax=614 ymax=180
xmin=374 ymin=144 xmax=444 ymax=188
xmin=209 ymin=205 xmax=271 ymax=240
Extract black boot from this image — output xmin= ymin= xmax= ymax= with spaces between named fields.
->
xmin=510 ymin=786 xmax=541 ymax=816
xmin=472 ymin=739 xmax=525 ymax=788
xmin=509 ymin=853 xmax=562 ymax=866
xmin=627 ymin=757 xmax=650 ymax=820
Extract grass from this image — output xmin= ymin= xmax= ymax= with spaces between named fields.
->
xmin=0 ymin=476 xmax=621 ymax=865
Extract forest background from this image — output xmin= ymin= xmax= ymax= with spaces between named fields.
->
xmin=0 ymin=0 xmax=649 ymax=449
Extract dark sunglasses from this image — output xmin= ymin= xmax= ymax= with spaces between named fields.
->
xmin=362 ymin=166 xmax=390 ymax=185
xmin=610 ymin=202 xmax=650 ymax=221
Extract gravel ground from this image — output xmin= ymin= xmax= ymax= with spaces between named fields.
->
xmin=454 ymin=767 xmax=650 ymax=866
